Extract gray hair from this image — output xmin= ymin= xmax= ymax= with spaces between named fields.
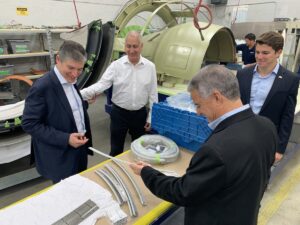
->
xmin=125 ymin=31 xmax=143 ymax=45
xmin=188 ymin=64 xmax=240 ymax=100
xmin=58 ymin=40 xmax=87 ymax=63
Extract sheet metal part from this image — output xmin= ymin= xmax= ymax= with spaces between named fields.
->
xmin=112 ymin=159 xmax=147 ymax=206
xmin=98 ymin=168 xmax=127 ymax=203
xmin=95 ymin=169 xmax=124 ymax=205
xmin=52 ymin=199 xmax=99 ymax=225
xmin=105 ymin=164 xmax=138 ymax=217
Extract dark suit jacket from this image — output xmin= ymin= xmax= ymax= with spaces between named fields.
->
xmin=141 ymin=109 xmax=277 ymax=225
xmin=22 ymin=69 xmax=92 ymax=182
xmin=237 ymin=65 xmax=299 ymax=153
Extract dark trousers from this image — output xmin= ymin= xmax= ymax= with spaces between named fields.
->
xmin=110 ymin=104 xmax=147 ymax=156
xmin=51 ymin=147 xmax=88 ymax=184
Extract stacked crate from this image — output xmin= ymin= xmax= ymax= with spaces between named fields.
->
xmin=152 ymin=102 xmax=212 ymax=152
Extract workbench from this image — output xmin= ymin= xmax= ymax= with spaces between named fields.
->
xmin=2 ymin=148 xmax=194 ymax=225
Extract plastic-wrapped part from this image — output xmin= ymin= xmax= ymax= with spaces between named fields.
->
xmin=131 ymin=135 xmax=180 ymax=164
xmin=166 ymin=92 xmax=196 ymax=112
xmin=151 ymin=103 xmax=211 ymax=152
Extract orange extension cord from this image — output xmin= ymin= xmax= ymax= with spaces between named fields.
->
xmin=0 ymin=75 xmax=33 ymax=86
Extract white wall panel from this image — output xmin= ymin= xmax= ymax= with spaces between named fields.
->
xmin=211 ymin=0 xmax=300 ymax=27
xmin=0 ymin=0 xmax=127 ymax=27
xmin=0 ymin=0 xmax=299 ymax=27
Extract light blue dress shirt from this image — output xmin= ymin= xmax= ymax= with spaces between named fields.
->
xmin=250 ymin=63 xmax=279 ymax=114
xmin=54 ymin=66 xmax=86 ymax=133
xmin=208 ymin=104 xmax=250 ymax=130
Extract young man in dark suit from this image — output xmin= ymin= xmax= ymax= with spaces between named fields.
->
xmin=130 ymin=65 xmax=277 ymax=225
xmin=22 ymin=40 xmax=92 ymax=183
xmin=237 ymin=31 xmax=299 ymax=163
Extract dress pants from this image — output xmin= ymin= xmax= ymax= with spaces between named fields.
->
xmin=110 ymin=104 xmax=147 ymax=156
xmin=51 ymin=146 xmax=88 ymax=184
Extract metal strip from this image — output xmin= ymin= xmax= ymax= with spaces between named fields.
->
xmin=95 ymin=169 xmax=124 ymax=205
xmin=105 ymin=164 xmax=138 ymax=217
xmin=113 ymin=160 xmax=147 ymax=206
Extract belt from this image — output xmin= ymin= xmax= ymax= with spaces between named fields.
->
xmin=112 ymin=103 xmax=145 ymax=112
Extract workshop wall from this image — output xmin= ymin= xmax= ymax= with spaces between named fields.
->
xmin=0 ymin=0 xmax=299 ymax=28
xmin=212 ymin=0 xmax=300 ymax=27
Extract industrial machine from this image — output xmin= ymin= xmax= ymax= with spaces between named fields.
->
xmin=113 ymin=0 xmax=236 ymax=97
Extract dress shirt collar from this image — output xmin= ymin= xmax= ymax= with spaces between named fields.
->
xmin=208 ymin=104 xmax=250 ymax=130
xmin=123 ymin=55 xmax=145 ymax=66
xmin=253 ymin=63 xmax=280 ymax=77
xmin=54 ymin=66 xmax=76 ymax=85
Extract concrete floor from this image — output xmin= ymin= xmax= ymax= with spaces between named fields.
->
xmin=1 ymin=94 xmax=300 ymax=224
xmin=259 ymin=142 xmax=300 ymax=225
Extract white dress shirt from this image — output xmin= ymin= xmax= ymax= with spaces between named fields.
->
xmin=54 ymin=66 xmax=86 ymax=133
xmin=208 ymin=104 xmax=250 ymax=130
xmin=80 ymin=55 xmax=158 ymax=122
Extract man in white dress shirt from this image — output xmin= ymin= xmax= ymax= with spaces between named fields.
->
xmin=81 ymin=31 xmax=158 ymax=156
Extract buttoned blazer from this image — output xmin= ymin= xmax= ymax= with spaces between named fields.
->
xmin=141 ymin=109 xmax=277 ymax=225
xmin=22 ymin=69 xmax=92 ymax=181
xmin=237 ymin=65 xmax=299 ymax=153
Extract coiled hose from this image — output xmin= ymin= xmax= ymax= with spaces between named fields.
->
xmin=131 ymin=135 xmax=180 ymax=164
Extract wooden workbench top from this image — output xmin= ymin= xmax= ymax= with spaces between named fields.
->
xmin=82 ymin=148 xmax=194 ymax=224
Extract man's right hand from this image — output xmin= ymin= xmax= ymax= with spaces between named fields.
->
xmin=87 ymin=95 xmax=97 ymax=104
xmin=274 ymin=152 xmax=283 ymax=163
xmin=129 ymin=161 xmax=151 ymax=176
xmin=69 ymin=133 xmax=89 ymax=148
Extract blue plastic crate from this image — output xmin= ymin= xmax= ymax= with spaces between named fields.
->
xmin=152 ymin=102 xmax=212 ymax=152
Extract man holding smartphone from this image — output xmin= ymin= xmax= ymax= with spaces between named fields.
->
xmin=22 ymin=40 xmax=93 ymax=183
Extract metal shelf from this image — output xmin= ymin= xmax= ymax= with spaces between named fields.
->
xmin=0 ymin=28 xmax=68 ymax=191
xmin=25 ymin=74 xmax=44 ymax=79
xmin=0 ymin=51 xmax=58 ymax=59
xmin=0 ymin=28 xmax=73 ymax=34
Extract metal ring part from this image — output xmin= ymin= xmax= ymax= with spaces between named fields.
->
xmin=95 ymin=169 xmax=124 ymax=205
xmin=105 ymin=165 xmax=138 ymax=217
xmin=102 ymin=169 xmax=127 ymax=202
xmin=112 ymin=159 xmax=147 ymax=206
xmin=100 ymin=168 xmax=128 ymax=202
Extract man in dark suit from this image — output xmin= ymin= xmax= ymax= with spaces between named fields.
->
xmin=22 ymin=40 xmax=92 ymax=183
xmin=130 ymin=65 xmax=277 ymax=225
xmin=237 ymin=31 xmax=299 ymax=163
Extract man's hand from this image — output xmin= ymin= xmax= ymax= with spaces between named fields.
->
xmin=129 ymin=161 xmax=151 ymax=175
xmin=144 ymin=122 xmax=151 ymax=132
xmin=69 ymin=133 xmax=89 ymax=148
xmin=87 ymin=95 xmax=97 ymax=104
xmin=274 ymin=152 xmax=283 ymax=163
